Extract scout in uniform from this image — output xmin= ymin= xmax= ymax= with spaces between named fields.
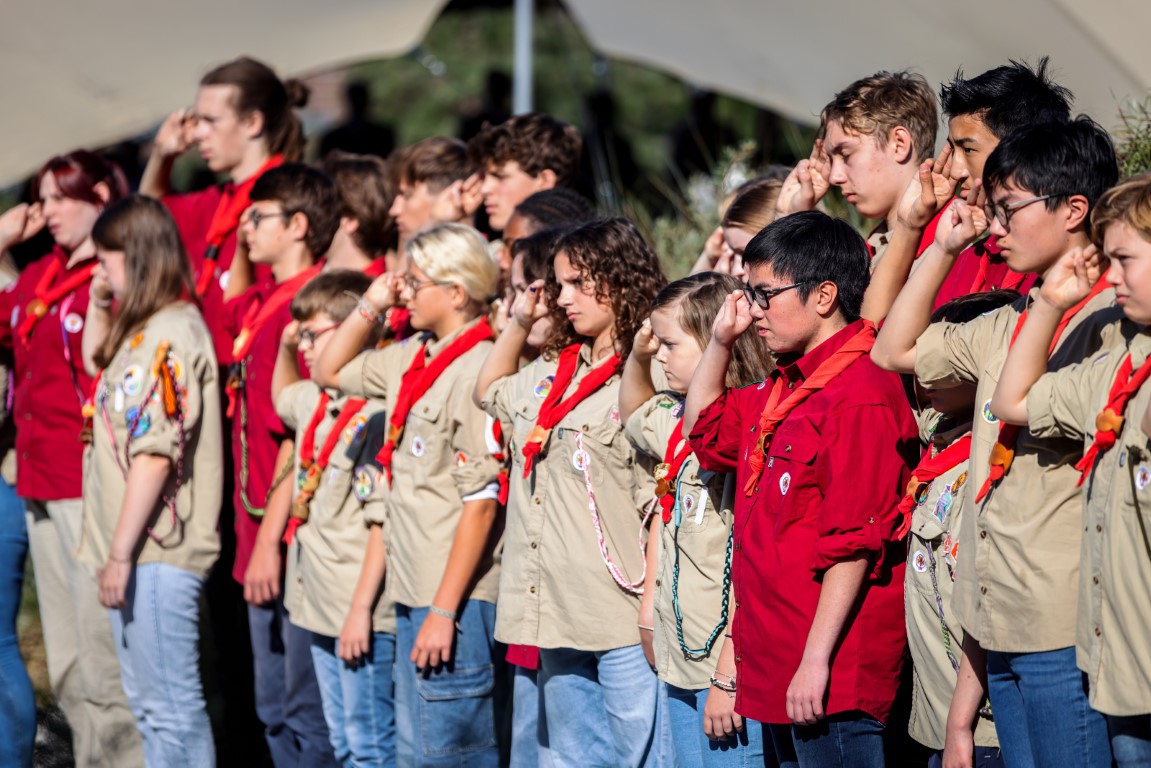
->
xmin=474 ymin=218 xmax=667 ymax=767
xmin=314 ymin=223 xmax=503 ymax=766
xmin=686 ymin=211 xmax=917 ymax=767
xmin=0 ymin=151 xmax=141 ymax=765
xmin=873 ymin=117 xmax=1121 ymax=767
xmin=900 ymin=292 xmax=1018 ymax=767
xmin=621 ymin=272 xmax=773 ymax=766
xmin=271 ymin=272 xmax=396 ymax=766
xmin=78 ymin=196 xmax=222 ymax=767
xmin=991 ymin=173 xmax=1151 ymax=763
xmin=225 ymin=164 xmax=340 ymax=767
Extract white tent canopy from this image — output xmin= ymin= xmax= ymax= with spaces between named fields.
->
xmin=2 ymin=0 xmax=1148 ymax=186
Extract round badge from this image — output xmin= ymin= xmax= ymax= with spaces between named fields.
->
xmin=218 ymin=270 xmax=231 ymax=292
xmin=353 ymin=466 xmax=375 ymax=501
xmin=683 ymin=494 xmax=695 ymax=512
xmin=411 ymin=435 xmax=426 ymax=458
xmin=63 ymin=312 xmax=84 ymax=334
xmin=912 ymin=550 xmax=928 ymax=572
xmin=1137 ymin=465 xmax=1151 ymax=492
xmin=779 ymin=472 xmax=792 ymax=496
xmin=121 ymin=365 xmax=145 ymax=397
xmin=571 ymin=449 xmax=590 ymax=472
xmin=125 ymin=406 xmax=151 ymax=438
xmin=533 ymin=376 xmax=554 ymax=398
xmin=982 ymin=399 xmax=999 ymax=424
xmin=344 ymin=415 xmax=368 ymax=444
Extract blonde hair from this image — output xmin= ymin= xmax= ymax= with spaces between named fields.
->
xmin=1092 ymin=172 xmax=1151 ymax=246
xmin=821 ymin=71 xmax=938 ymax=163
xmin=407 ymin=223 xmax=500 ymax=307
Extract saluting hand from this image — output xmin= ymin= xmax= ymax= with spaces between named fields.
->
xmin=153 ymin=108 xmax=195 ymax=159
xmin=896 ymin=144 xmax=959 ymax=231
xmin=512 ymin=279 xmax=549 ymax=331
xmin=631 ymin=319 xmax=661 ymax=363
xmin=776 ymin=140 xmax=831 ymax=216
xmin=711 ymin=290 xmax=754 ymax=348
xmin=0 ymin=202 xmax=45 ymax=251
xmin=364 ymin=271 xmax=400 ymax=314
xmin=934 ymin=183 xmax=988 ymax=257
xmin=1039 ymin=243 xmax=1103 ymax=311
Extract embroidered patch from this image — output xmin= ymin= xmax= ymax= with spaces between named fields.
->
xmin=455 ymin=451 xmax=469 ymax=468
xmin=1137 ymin=465 xmax=1151 ymax=492
xmin=353 ymin=466 xmax=375 ymax=500
xmin=344 ymin=415 xmax=368 ymax=444
xmin=121 ymin=366 xmax=144 ymax=397
xmin=934 ymin=489 xmax=953 ymax=524
xmin=672 ymin=401 xmax=684 ymax=418
xmin=779 ymin=472 xmax=791 ymax=496
xmin=942 ymin=533 xmax=959 ymax=576
xmin=129 ymin=333 xmax=144 ymax=350
xmin=571 ymin=449 xmax=590 ymax=472
xmin=683 ymin=494 xmax=695 ymax=513
xmin=63 ymin=312 xmax=83 ymax=333
xmin=533 ymin=375 xmax=554 ymax=398
xmin=125 ymin=406 xmax=151 ymax=438
xmin=981 ymin=399 xmax=999 ymax=424
xmin=411 ymin=435 xmax=426 ymax=458
xmin=952 ymin=471 xmax=968 ymax=494
xmin=912 ymin=550 xmax=928 ymax=572
xmin=609 ymin=405 xmax=621 ymax=426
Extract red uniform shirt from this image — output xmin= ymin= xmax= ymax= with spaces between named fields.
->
xmin=689 ymin=321 xmax=918 ymax=725
xmin=164 ymin=187 xmax=271 ymax=367
xmin=0 ymin=248 xmax=94 ymax=500
xmin=226 ymin=278 xmax=294 ymax=583
xmin=936 ymin=235 xmax=1037 ymax=308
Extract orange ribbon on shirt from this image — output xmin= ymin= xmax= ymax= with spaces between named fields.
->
xmin=895 ymin=435 xmax=972 ymax=539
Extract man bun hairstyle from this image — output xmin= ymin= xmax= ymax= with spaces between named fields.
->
xmin=201 ymin=56 xmax=309 ymax=162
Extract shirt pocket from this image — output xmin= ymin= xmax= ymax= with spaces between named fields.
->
xmin=764 ymin=426 xmax=819 ymax=519
xmin=508 ymin=401 xmax=538 ymax=471
xmin=563 ymin=420 xmax=619 ymax=487
xmin=402 ymin=397 xmax=446 ymax=485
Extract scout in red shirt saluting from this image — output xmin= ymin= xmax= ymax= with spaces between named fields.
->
xmin=685 ymin=211 xmax=919 ymax=767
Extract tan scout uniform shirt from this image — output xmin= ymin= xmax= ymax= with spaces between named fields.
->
xmin=914 ymin=287 xmax=1121 ymax=652
xmin=627 ymin=393 xmax=733 ymax=691
xmin=905 ymin=421 xmax=998 ymax=750
xmin=339 ymin=319 xmax=502 ymax=608
xmin=277 ymin=383 xmax=395 ymax=637
xmin=1028 ymin=320 xmax=1151 ymax=715
xmin=80 ymin=302 xmax=222 ymax=577
xmin=479 ymin=354 xmax=559 ymax=646
xmin=483 ymin=345 xmax=657 ymax=652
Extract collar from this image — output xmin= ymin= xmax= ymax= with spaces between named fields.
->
xmin=932 ymin=419 xmax=974 ymax=450
xmin=867 ymin=224 xmax=890 ymax=251
xmin=423 ymin=315 xmax=485 ymax=357
xmin=780 ymin=319 xmax=863 ymax=385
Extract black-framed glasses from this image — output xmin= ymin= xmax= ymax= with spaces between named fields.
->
xmin=248 ymin=209 xmax=292 ymax=228
xmin=742 ymin=282 xmax=807 ymax=310
xmin=984 ymin=194 xmax=1058 ymax=229
xmin=297 ymin=324 xmax=337 ymax=348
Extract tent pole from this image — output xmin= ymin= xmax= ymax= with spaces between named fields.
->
xmin=513 ymin=0 xmax=533 ymax=114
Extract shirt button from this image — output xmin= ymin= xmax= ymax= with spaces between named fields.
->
xmin=533 ymin=496 xmax=541 ymax=505
xmin=1093 ymin=575 xmax=1100 ymax=585
xmin=980 ymin=585 xmax=988 ymax=595
xmin=529 ymin=586 xmax=536 ymax=594
xmin=25 ymin=371 xmax=31 ymax=379
xmin=868 ymin=516 xmax=875 ymax=524
xmin=785 ymin=445 xmax=792 ymax=453
xmin=749 ymin=425 xmax=756 ymax=433
xmin=734 ymin=543 xmax=741 ymax=551
xmin=979 ymin=531 xmax=988 ymax=539
xmin=582 ymin=424 xmax=590 ymax=431
xmin=735 ymin=655 xmax=741 ymax=663
xmin=530 ymin=542 xmax=537 ymax=549
xmin=1095 ymin=626 xmax=1102 ymax=637
xmin=1096 ymin=524 xmax=1103 ymax=533
xmin=655 ymin=579 xmax=661 ymax=587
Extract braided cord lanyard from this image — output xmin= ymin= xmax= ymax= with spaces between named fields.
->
xmin=235 ymin=361 xmax=265 ymax=517
xmin=573 ymin=431 xmax=652 ymax=595
xmin=669 ymin=460 xmax=732 ymax=661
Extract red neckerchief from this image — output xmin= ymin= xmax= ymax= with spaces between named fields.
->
xmin=967 ymin=236 xmax=1030 ymax=295
xmin=655 ymin=419 xmax=692 ymax=524
xmin=976 ymin=276 xmax=1110 ymax=502
xmin=364 ymin=258 xmax=387 ymax=278
xmin=286 ymin=394 xmax=368 ymax=544
xmin=196 ymin=154 xmax=284 ymax=298
xmin=745 ymin=320 xmax=877 ymax=495
xmin=521 ymin=343 xmax=620 ymax=477
xmin=895 ymin=434 xmax=972 ymax=538
xmin=376 ymin=319 xmax=494 ymax=485
xmin=1074 ymin=352 xmax=1151 ymax=486
xmin=17 ymin=253 xmax=96 ymax=346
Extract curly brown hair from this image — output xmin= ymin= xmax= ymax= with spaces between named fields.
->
xmin=467 ymin=113 xmax=583 ymax=188
xmin=542 ymin=218 xmax=666 ymax=370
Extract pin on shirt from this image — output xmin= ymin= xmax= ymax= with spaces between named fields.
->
xmin=779 ymin=472 xmax=791 ymax=496
xmin=122 ymin=366 xmax=145 ymax=398
xmin=63 ymin=312 xmax=83 ymax=334
xmin=912 ymin=550 xmax=928 ymax=573
xmin=533 ymin=376 xmax=554 ymax=398
xmin=353 ymin=466 xmax=375 ymax=501
xmin=571 ymin=449 xmax=590 ymax=472
xmin=934 ymin=487 xmax=953 ymax=524
xmin=344 ymin=415 xmax=368 ymax=445
xmin=125 ymin=405 xmax=151 ymax=438
xmin=1137 ymin=465 xmax=1151 ymax=492
xmin=411 ymin=435 xmax=426 ymax=458
xmin=982 ymin=399 xmax=999 ymax=424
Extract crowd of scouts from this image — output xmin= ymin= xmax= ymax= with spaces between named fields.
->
xmin=3 ymin=50 xmax=1151 ymax=768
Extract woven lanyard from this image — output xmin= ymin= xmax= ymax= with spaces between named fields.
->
xmin=17 ymin=254 xmax=95 ymax=345
xmin=521 ymin=343 xmax=620 ymax=477
xmin=196 ymin=154 xmax=283 ymax=297
xmin=976 ymin=277 xmax=1109 ymax=502
xmin=1075 ymin=352 xmax=1151 ymax=485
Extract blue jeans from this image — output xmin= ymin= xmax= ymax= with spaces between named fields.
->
xmin=310 ymin=631 xmax=397 ymax=767
xmin=108 ymin=563 xmax=214 ymax=767
xmin=1108 ymin=714 xmax=1151 ymax=768
xmin=248 ymin=598 xmax=338 ymax=767
xmin=986 ymin=647 xmax=1111 ymax=768
xmin=510 ymin=665 xmax=551 ymax=768
xmin=768 ymin=712 xmax=885 ymax=768
xmin=665 ymin=684 xmax=765 ymax=767
xmin=538 ymin=644 xmax=660 ymax=767
xmin=927 ymin=747 xmax=1005 ymax=767
xmin=393 ymin=601 xmax=499 ymax=767
xmin=0 ymin=480 xmax=33 ymax=768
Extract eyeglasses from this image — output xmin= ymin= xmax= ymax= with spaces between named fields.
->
xmin=984 ymin=194 xmax=1059 ymax=229
xmin=400 ymin=274 xmax=451 ymax=294
xmin=297 ymin=324 xmax=337 ymax=348
xmin=247 ymin=209 xmax=292 ymax=228
xmin=742 ymin=282 xmax=807 ymax=310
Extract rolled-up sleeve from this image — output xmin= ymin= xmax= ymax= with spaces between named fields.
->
xmin=1028 ymin=356 xmax=1109 ymax=443
xmin=450 ymin=376 xmax=501 ymax=499
xmin=687 ymin=388 xmax=745 ymax=473
xmin=914 ymin=308 xmax=1006 ymax=389
xmin=128 ymin=341 xmax=209 ymax=461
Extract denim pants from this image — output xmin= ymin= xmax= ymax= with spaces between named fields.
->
xmin=310 ymin=631 xmax=398 ymax=767
xmin=393 ymin=600 xmax=499 ymax=767
xmin=0 ymin=480 xmax=33 ymax=768
xmin=510 ymin=665 xmax=551 ymax=768
xmin=986 ymin=647 xmax=1111 ymax=768
xmin=538 ymin=644 xmax=660 ymax=768
xmin=767 ymin=712 xmax=885 ymax=768
xmin=665 ymin=683 xmax=765 ymax=767
xmin=1108 ymin=714 xmax=1151 ymax=768
xmin=108 ymin=563 xmax=213 ymax=767
xmin=248 ymin=597 xmax=337 ymax=767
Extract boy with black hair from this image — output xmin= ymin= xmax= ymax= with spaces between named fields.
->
xmin=226 ymin=162 xmax=340 ymax=767
xmin=872 ymin=117 xmax=1120 ymax=767
xmin=468 ymin=112 xmax=583 ymax=232
xmin=685 ymin=210 xmax=918 ymax=766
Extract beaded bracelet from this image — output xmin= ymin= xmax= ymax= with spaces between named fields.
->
xmin=710 ymin=674 xmax=737 ymax=693
xmin=92 ymin=297 xmax=114 ymax=309
xmin=429 ymin=605 xmax=458 ymax=621
xmin=346 ymin=292 xmax=385 ymax=325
